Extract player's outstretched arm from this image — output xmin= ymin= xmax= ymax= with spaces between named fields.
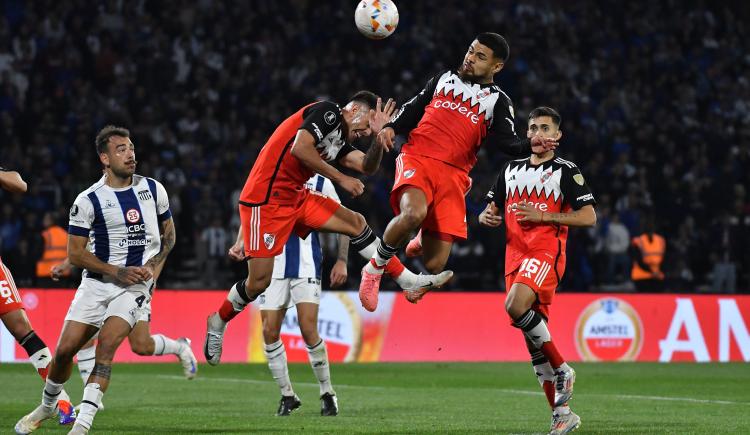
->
xmin=144 ymin=217 xmax=176 ymax=282
xmin=68 ymin=234 xmax=148 ymax=286
xmin=0 ymin=167 xmax=27 ymax=193
xmin=516 ymin=202 xmax=597 ymax=227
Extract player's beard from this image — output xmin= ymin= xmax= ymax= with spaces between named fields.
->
xmin=110 ymin=161 xmax=136 ymax=179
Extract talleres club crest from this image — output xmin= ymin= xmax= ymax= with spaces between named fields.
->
xmin=575 ymin=298 xmax=643 ymax=361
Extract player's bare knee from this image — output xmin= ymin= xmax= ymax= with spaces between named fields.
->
xmin=53 ymin=343 xmax=78 ymax=364
xmin=262 ymin=324 xmax=281 ymax=344
xmin=300 ymin=328 xmax=320 ymax=347
xmin=400 ymin=206 xmax=427 ymax=230
xmin=504 ymin=295 xmax=521 ymax=318
xmin=350 ymin=211 xmax=367 ymax=235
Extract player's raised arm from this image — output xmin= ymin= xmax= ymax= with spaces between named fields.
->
xmin=0 ymin=166 xmax=28 ymax=193
xmin=339 ymin=97 xmax=396 ymax=174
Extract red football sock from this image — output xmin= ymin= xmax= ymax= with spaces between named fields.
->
xmin=384 ymin=256 xmax=405 ymax=278
xmin=542 ymin=380 xmax=556 ymax=408
xmin=541 ymin=341 xmax=565 ymax=369
xmin=218 ymin=300 xmax=241 ymax=323
xmin=37 ymin=367 xmax=48 ymax=380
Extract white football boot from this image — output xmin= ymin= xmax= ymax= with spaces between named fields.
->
xmin=177 ymin=337 xmax=198 ymax=379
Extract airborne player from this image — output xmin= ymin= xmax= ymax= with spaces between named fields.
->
xmin=480 ymin=107 xmax=596 ymax=434
xmin=359 ymin=32 xmax=558 ymax=311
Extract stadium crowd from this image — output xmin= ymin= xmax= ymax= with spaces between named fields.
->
xmin=0 ymin=0 xmax=748 ymax=292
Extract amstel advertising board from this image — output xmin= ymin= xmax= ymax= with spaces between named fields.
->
xmin=1 ymin=290 xmax=748 ymax=363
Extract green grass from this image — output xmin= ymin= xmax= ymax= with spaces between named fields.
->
xmin=1 ymin=362 xmax=749 ymax=434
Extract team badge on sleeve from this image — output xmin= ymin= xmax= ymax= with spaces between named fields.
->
xmin=573 ymin=174 xmax=585 ymax=185
xmin=70 ymin=205 xmax=79 ymax=217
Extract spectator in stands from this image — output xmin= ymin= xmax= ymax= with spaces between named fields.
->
xmin=0 ymin=1 xmax=747 ymax=292
xmin=630 ymin=218 xmax=666 ymax=292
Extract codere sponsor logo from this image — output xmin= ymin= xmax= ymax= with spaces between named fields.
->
xmin=432 ymin=99 xmax=480 ymax=124
xmin=575 ymin=298 xmax=643 ymax=361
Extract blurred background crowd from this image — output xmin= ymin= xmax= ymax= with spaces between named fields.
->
xmin=0 ymin=0 xmax=748 ymax=293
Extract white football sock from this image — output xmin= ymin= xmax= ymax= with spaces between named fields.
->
xmin=42 ymin=378 xmax=63 ymax=409
xmin=306 ymin=339 xmax=334 ymax=395
xmin=514 ymin=310 xmax=552 ymax=348
xmin=152 ymin=334 xmax=182 ymax=356
xmin=76 ymin=383 xmax=104 ymax=430
xmin=264 ymin=340 xmax=294 ymax=397
xmin=533 ymin=360 xmax=556 ymax=387
xmin=76 ymin=345 xmax=96 ymax=385
xmin=227 ymin=280 xmax=251 ymax=311
xmin=29 ymin=347 xmax=52 ymax=376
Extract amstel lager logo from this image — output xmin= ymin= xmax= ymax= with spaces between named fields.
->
xmin=575 ymin=298 xmax=643 ymax=361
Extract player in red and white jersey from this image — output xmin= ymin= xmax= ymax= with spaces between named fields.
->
xmin=480 ymin=107 xmax=596 ymax=435
xmin=359 ymin=33 xmax=558 ymax=309
xmin=204 ymin=92 xmax=453 ymax=364
xmin=0 ymin=166 xmax=76 ymax=426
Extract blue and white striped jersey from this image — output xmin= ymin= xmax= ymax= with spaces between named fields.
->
xmin=272 ymin=174 xmax=340 ymax=279
xmin=68 ymin=175 xmax=171 ymax=279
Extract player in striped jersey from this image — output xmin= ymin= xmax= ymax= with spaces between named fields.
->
xmin=1 ymin=166 xmax=76 ymax=426
xmin=251 ymin=174 xmax=346 ymax=416
xmin=480 ymin=107 xmax=596 ymax=435
xmin=49 ymin=254 xmax=198 ymax=413
xmin=15 ymin=126 xmax=194 ymax=435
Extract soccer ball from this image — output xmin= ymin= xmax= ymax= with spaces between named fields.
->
xmin=354 ymin=0 xmax=399 ymax=40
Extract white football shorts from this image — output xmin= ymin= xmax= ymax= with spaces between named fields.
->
xmin=65 ymin=277 xmax=154 ymax=328
xmin=258 ymin=277 xmax=321 ymax=310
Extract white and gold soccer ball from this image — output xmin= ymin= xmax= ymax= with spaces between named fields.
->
xmin=354 ymin=0 xmax=399 ymax=40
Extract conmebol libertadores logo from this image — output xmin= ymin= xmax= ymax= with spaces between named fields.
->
xmin=575 ymin=298 xmax=643 ymax=361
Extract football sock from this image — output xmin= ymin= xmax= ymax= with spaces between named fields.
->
xmin=513 ymin=309 xmax=565 ymax=368
xmin=77 ymin=345 xmax=96 ymax=385
xmin=352 ymin=226 xmax=409 ymax=280
xmin=554 ymin=405 xmax=571 ymax=415
xmin=19 ymin=331 xmax=51 ymax=380
xmin=264 ymin=340 xmax=294 ymax=397
xmin=152 ymin=334 xmax=182 ymax=356
xmin=350 ymin=225 xmax=377 ymax=257
xmin=76 ymin=383 xmax=104 ymax=430
xmin=373 ymin=239 xmax=399 ymax=267
xmin=42 ymin=378 xmax=63 ymax=409
xmin=218 ymin=279 xmax=250 ymax=323
xmin=306 ymin=339 xmax=334 ymax=395
xmin=530 ymin=349 xmax=556 ymax=408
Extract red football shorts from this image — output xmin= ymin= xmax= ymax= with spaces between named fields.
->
xmin=0 ymin=259 xmax=24 ymax=315
xmin=240 ymin=190 xmax=341 ymax=258
xmin=391 ymin=153 xmax=472 ymax=241
xmin=505 ymin=251 xmax=564 ymax=321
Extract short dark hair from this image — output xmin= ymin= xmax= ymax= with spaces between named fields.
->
xmin=95 ymin=125 xmax=130 ymax=154
xmin=528 ymin=106 xmax=561 ymax=126
xmin=349 ymin=90 xmax=379 ymax=109
xmin=475 ymin=32 xmax=510 ymax=62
